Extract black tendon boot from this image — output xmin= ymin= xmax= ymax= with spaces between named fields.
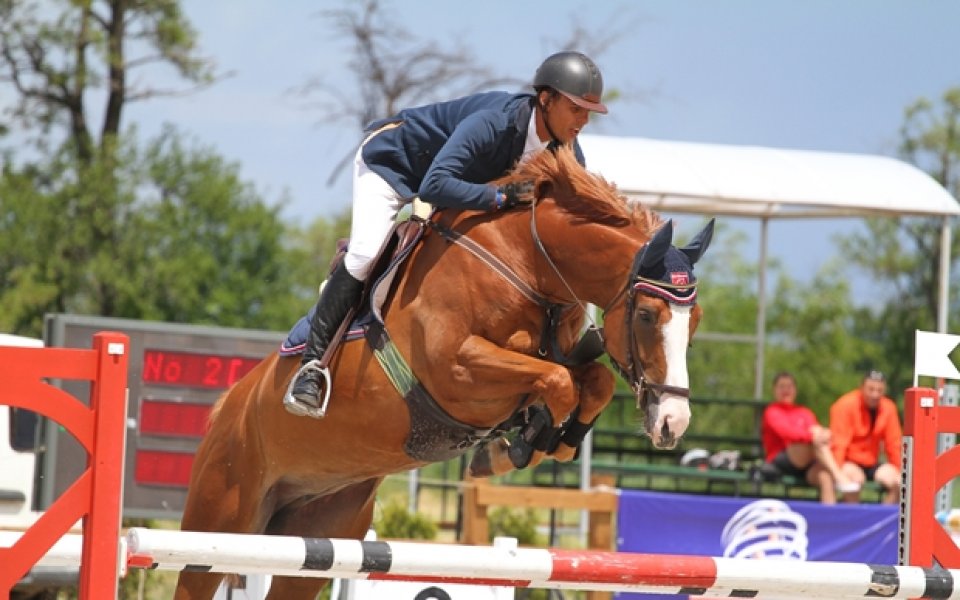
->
xmin=283 ymin=262 xmax=364 ymax=418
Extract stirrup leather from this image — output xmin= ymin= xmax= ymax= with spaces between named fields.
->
xmin=283 ymin=359 xmax=333 ymax=419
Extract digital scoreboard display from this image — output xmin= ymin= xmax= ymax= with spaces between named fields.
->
xmin=40 ymin=314 xmax=285 ymax=519
xmin=142 ymin=349 xmax=262 ymax=389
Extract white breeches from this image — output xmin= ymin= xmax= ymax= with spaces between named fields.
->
xmin=343 ymin=146 xmax=407 ymax=281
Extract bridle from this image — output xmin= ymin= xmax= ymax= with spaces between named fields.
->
xmin=527 ymin=200 xmax=694 ymax=405
xmin=601 ymin=252 xmax=696 ymax=404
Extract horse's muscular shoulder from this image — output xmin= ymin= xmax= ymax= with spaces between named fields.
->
xmin=504 ymin=330 xmax=535 ymax=353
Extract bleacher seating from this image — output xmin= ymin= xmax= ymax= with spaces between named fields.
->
xmin=507 ymin=392 xmax=883 ymax=502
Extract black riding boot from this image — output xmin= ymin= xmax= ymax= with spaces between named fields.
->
xmin=283 ymin=262 xmax=364 ymax=418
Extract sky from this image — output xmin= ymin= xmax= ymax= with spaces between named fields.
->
xmin=123 ymin=0 xmax=960 ymax=297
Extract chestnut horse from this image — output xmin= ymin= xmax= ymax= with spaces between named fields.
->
xmin=174 ymin=147 xmax=714 ymax=599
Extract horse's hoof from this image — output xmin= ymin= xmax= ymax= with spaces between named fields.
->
xmin=468 ymin=448 xmax=494 ymax=477
xmin=507 ymin=439 xmax=535 ymax=469
xmin=551 ymin=443 xmax=576 ymax=462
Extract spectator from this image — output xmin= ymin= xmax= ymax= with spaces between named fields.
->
xmin=760 ymin=371 xmax=858 ymax=504
xmin=830 ymin=370 xmax=902 ymax=504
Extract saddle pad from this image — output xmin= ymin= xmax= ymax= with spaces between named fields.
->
xmin=278 ymin=302 xmax=367 ymax=356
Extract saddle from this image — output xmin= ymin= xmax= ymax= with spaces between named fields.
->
xmin=279 ymin=216 xmax=426 ymax=356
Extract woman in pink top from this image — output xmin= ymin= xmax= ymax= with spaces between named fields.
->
xmin=759 ymin=371 xmax=858 ymax=504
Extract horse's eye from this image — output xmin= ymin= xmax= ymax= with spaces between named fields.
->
xmin=637 ymin=309 xmax=654 ymax=324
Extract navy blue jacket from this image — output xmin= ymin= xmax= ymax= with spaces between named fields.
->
xmin=361 ymin=91 xmax=585 ymax=211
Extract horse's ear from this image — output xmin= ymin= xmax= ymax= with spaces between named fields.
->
xmin=681 ymin=218 xmax=715 ymax=265
xmin=639 ymin=220 xmax=674 ymax=270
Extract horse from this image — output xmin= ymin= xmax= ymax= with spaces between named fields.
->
xmin=173 ymin=146 xmax=714 ymax=600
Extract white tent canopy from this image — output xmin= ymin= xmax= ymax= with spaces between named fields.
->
xmin=579 ymin=134 xmax=960 ymax=219
xmin=578 ymin=134 xmax=960 ymax=397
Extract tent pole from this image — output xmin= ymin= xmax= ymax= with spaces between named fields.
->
xmin=938 ymin=218 xmax=952 ymax=333
xmin=754 ymin=217 xmax=769 ymax=399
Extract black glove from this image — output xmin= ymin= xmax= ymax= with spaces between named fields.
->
xmin=495 ymin=180 xmax=535 ymax=210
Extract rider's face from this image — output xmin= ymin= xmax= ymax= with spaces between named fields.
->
xmin=541 ymin=93 xmax=590 ymax=144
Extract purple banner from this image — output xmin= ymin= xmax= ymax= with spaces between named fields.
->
xmin=614 ymin=489 xmax=898 ymax=600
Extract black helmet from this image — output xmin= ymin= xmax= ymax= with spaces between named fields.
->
xmin=533 ymin=51 xmax=607 ymax=114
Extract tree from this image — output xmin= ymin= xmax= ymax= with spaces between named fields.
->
xmin=685 ymin=222 xmax=887 ymax=420
xmin=0 ymin=0 xmax=218 ymax=162
xmin=0 ymin=2 xmax=317 ymax=336
xmin=296 ymin=0 xmax=519 ymax=184
xmin=300 ymin=0 xmax=641 ymax=185
xmin=686 ymin=224 xmax=764 ymax=400
xmin=121 ymin=127 xmax=313 ymax=329
xmin=834 ymin=87 xmax=960 ymax=388
xmin=766 ymin=264 xmax=886 ymax=416
xmin=0 ymin=127 xmax=311 ymax=336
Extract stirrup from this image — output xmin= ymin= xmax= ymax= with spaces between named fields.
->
xmin=283 ymin=359 xmax=333 ymax=419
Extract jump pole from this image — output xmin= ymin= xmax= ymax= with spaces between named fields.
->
xmin=126 ymin=527 xmax=959 ymax=599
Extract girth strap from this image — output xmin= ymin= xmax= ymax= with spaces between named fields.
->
xmin=364 ymin=320 xmax=496 ymax=462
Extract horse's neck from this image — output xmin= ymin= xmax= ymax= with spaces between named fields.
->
xmin=522 ymin=208 xmax=642 ymax=308
xmin=433 ymin=208 xmax=639 ymax=309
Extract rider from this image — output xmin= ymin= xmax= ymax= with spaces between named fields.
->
xmin=285 ymin=51 xmax=609 ymax=417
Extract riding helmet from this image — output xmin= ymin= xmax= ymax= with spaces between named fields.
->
xmin=533 ymin=51 xmax=608 ymax=114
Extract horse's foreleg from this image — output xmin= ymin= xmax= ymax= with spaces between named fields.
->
xmin=454 ymin=335 xmax=578 ymax=477
xmin=174 ymin=423 xmax=269 ymax=600
xmin=263 ymin=478 xmax=382 ymax=600
xmin=551 ymin=362 xmax=615 ymax=462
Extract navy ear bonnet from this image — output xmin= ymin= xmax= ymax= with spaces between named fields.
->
xmin=633 ymin=219 xmax=715 ymax=305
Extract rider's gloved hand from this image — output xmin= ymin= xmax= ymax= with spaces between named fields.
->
xmin=494 ymin=181 xmax=535 ymax=210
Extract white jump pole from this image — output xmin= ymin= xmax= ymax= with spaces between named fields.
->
xmin=125 ymin=528 xmax=959 ymax=599
xmin=0 ymin=532 xmax=127 ymax=575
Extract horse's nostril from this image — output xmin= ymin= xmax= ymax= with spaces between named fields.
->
xmin=659 ymin=420 xmax=675 ymax=447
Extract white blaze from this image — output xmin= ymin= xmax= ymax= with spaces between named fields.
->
xmin=661 ymin=304 xmax=692 ymax=390
xmin=653 ymin=304 xmax=692 ymax=445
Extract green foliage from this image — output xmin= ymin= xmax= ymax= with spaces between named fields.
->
xmin=900 ymin=87 xmax=960 ymax=198
xmin=766 ymin=263 xmax=885 ymax=417
xmin=0 ymin=0 xmax=308 ymax=338
xmin=686 ymin=222 xmax=763 ymax=400
xmin=0 ymin=0 xmax=217 ymax=151
xmin=823 ymin=86 xmax=960 ymax=400
xmin=685 ymin=220 xmax=890 ymax=426
xmin=0 ymin=128 xmax=317 ymax=336
xmin=125 ymin=126 xmax=314 ymax=329
xmin=488 ymin=506 xmax=544 ymax=546
xmin=374 ymin=501 xmax=438 ymax=540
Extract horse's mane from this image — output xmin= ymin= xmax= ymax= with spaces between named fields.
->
xmin=497 ymin=146 xmax=662 ymax=235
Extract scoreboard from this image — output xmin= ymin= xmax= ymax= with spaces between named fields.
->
xmin=39 ymin=314 xmax=285 ymax=519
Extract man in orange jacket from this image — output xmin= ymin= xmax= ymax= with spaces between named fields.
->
xmin=829 ymin=370 xmax=902 ymax=504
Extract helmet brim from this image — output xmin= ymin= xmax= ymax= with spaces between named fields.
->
xmin=559 ymin=90 xmax=608 ymax=114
